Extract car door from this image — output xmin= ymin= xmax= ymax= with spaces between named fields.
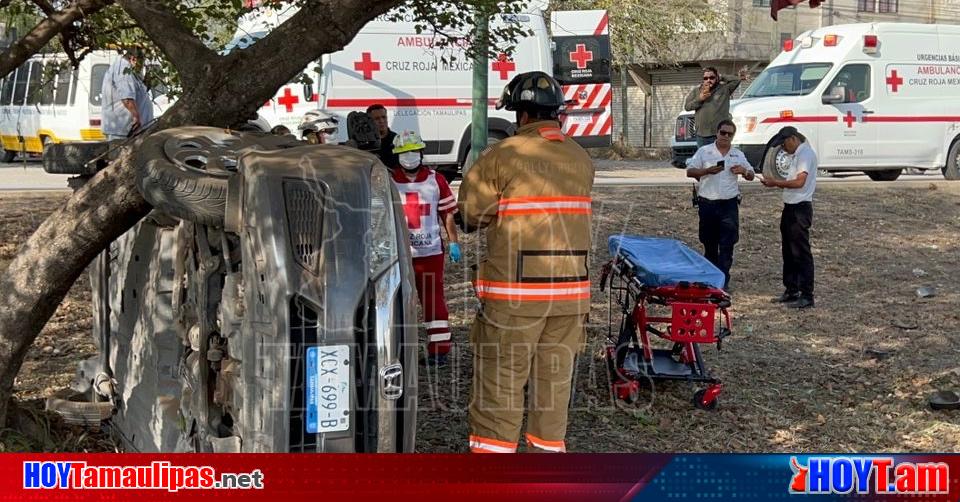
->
xmin=818 ymin=63 xmax=878 ymax=169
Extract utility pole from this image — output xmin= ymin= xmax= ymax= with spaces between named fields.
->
xmin=467 ymin=8 xmax=490 ymax=175
xmin=619 ymin=64 xmax=628 ymax=145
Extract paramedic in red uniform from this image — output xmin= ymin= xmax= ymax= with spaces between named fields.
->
xmin=390 ymin=130 xmax=462 ymax=365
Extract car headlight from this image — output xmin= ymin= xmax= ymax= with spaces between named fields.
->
xmin=368 ymin=166 xmax=399 ymax=278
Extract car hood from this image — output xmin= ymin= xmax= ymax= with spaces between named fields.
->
xmin=730 ymin=96 xmax=806 ymax=117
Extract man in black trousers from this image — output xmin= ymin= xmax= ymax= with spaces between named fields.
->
xmin=686 ymin=119 xmax=754 ymax=291
xmin=760 ymin=126 xmax=817 ymax=309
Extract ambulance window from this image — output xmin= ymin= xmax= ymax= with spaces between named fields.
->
xmin=54 ymin=64 xmax=73 ymax=106
xmin=69 ymin=67 xmax=79 ymax=105
xmin=89 ymin=64 xmax=109 ymax=106
xmin=1 ymin=70 xmax=14 ymax=105
xmin=825 ymin=64 xmax=870 ymax=103
xmin=13 ymin=63 xmax=30 ymax=105
xmin=26 ymin=61 xmax=43 ymax=105
xmin=743 ymin=63 xmax=832 ymax=98
xmin=39 ymin=63 xmax=56 ymax=106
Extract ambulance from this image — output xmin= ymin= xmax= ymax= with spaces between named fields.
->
xmin=724 ymin=23 xmax=960 ymax=181
xmin=228 ymin=1 xmax=612 ymax=175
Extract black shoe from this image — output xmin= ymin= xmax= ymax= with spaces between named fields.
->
xmin=785 ymin=297 xmax=815 ymax=309
xmin=771 ymin=292 xmax=800 ymax=304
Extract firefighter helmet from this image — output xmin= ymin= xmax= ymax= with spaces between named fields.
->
xmin=495 ymin=71 xmax=566 ymax=112
xmin=392 ymin=130 xmax=427 ymax=154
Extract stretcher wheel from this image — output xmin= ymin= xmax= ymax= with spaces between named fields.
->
xmin=693 ymin=389 xmax=718 ymax=411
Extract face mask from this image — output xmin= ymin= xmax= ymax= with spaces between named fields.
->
xmin=399 ymin=152 xmax=421 ymax=170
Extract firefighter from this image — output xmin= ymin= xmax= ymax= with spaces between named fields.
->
xmin=459 ymin=71 xmax=594 ymax=453
xmin=390 ymin=130 xmax=461 ymax=365
xmin=297 ymin=110 xmax=339 ymax=144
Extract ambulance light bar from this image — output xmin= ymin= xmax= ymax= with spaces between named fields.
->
xmin=783 ymin=39 xmax=794 ymax=51
xmin=824 ymin=34 xmax=838 ymax=47
xmin=864 ymin=35 xmax=879 ymax=54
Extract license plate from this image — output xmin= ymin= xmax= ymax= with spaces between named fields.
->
xmin=306 ymin=345 xmax=350 ymax=434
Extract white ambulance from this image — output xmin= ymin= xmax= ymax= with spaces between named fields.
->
xmin=0 ymin=50 xmax=171 ymax=162
xmin=227 ymin=2 xmax=612 ymax=174
xmin=726 ymin=23 xmax=960 ymax=181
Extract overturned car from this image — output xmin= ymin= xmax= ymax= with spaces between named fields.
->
xmin=45 ymin=127 xmax=419 ymax=452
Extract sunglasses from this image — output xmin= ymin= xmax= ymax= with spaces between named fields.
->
xmin=703 ymin=76 xmax=717 ymax=81
xmin=717 ymin=130 xmax=735 ymax=137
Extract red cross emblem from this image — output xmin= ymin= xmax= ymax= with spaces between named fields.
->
xmin=277 ymin=88 xmax=299 ymax=113
xmin=844 ymin=110 xmax=857 ymax=128
xmin=569 ymin=43 xmax=594 ymax=70
xmin=886 ymin=69 xmax=903 ymax=92
xmin=354 ymin=52 xmax=381 ymax=80
xmin=491 ymin=54 xmax=516 ymax=80
xmin=403 ymin=192 xmax=431 ymax=230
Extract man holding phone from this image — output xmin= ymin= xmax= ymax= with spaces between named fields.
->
xmin=686 ymin=119 xmax=754 ymax=291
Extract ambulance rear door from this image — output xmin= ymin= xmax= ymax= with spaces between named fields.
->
xmin=324 ymin=14 xmax=439 ymax=154
xmin=550 ymin=9 xmax=613 ymax=148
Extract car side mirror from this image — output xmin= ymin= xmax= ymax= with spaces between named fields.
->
xmin=822 ymin=87 xmax=845 ymax=104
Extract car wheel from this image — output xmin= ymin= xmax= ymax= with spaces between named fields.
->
xmin=43 ymin=141 xmax=111 ymax=175
xmin=135 ymin=127 xmax=299 ymax=225
xmin=462 ymin=130 xmax=508 ymax=174
xmin=865 ymin=169 xmax=902 ymax=182
xmin=943 ymin=140 xmax=960 ymax=180
xmin=761 ymin=145 xmax=792 ymax=181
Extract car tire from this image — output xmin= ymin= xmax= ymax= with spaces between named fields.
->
xmin=865 ymin=169 xmax=902 ymax=182
xmin=43 ymin=141 xmax=110 ymax=175
xmin=761 ymin=145 xmax=791 ymax=181
xmin=943 ymin=140 xmax=960 ymax=180
xmin=462 ymin=130 xmax=509 ymax=174
xmin=135 ymin=126 xmax=299 ymax=226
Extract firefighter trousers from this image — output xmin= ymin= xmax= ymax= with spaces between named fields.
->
xmin=468 ymin=307 xmax=586 ymax=453
xmin=412 ymin=253 xmax=451 ymax=355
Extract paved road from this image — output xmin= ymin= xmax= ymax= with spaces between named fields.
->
xmin=0 ymin=159 xmax=948 ymax=192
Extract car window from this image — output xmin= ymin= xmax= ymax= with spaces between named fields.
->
xmin=743 ymin=63 xmax=832 ymax=98
xmin=54 ymin=64 xmax=73 ymax=106
xmin=1 ymin=70 xmax=15 ymax=105
xmin=824 ymin=64 xmax=870 ymax=103
xmin=39 ymin=62 xmax=56 ymax=106
xmin=26 ymin=61 xmax=43 ymax=105
xmin=89 ymin=63 xmax=109 ymax=106
xmin=13 ymin=63 xmax=30 ymax=105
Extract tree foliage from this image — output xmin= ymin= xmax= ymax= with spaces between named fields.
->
xmin=552 ymin=0 xmax=723 ymax=66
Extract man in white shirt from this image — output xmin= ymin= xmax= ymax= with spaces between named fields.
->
xmin=760 ymin=126 xmax=816 ymax=309
xmin=101 ymin=48 xmax=154 ymax=141
xmin=686 ymin=119 xmax=754 ymax=290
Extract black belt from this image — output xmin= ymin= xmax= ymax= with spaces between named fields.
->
xmin=698 ymin=196 xmax=739 ymax=204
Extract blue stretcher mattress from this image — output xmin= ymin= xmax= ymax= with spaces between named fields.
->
xmin=608 ymin=235 xmax=726 ymax=289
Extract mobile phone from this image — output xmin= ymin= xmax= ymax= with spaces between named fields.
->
xmin=716 ymin=160 xmax=725 ymax=169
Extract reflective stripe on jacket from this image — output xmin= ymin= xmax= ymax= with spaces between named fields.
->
xmin=458 ymin=120 xmax=594 ymax=317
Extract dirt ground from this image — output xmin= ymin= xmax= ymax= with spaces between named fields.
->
xmin=3 ymin=183 xmax=960 ymax=452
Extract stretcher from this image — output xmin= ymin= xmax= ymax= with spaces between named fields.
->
xmin=599 ymin=235 xmax=732 ymax=410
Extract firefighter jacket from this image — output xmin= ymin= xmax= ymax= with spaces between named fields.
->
xmin=459 ymin=120 xmax=595 ymax=318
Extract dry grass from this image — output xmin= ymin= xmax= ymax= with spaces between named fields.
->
xmin=3 ymin=184 xmax=960 ymax=452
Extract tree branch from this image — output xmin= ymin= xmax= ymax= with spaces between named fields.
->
xmin=116 ymin=0 xmax=217 ymax=87
xmin=0 ymin=0 xmax=113 ymax=79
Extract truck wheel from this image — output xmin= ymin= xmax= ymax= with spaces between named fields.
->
xmin=866 ymin=169 xmax=902 ymax=182
xmin=462 ymin=130 xmax=509 ymax=173
xmin=761 ymin=145 xmax=792 ymax=181
xmin=943 ymin=140 xmax=960 ymax=180
xmin=43 ymin=141 xmax=110 ymax=175
xmin=135 ymin=127 xmax=298 ymax=225
xmin=1 ymin=149 xmax=15 ymax=162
